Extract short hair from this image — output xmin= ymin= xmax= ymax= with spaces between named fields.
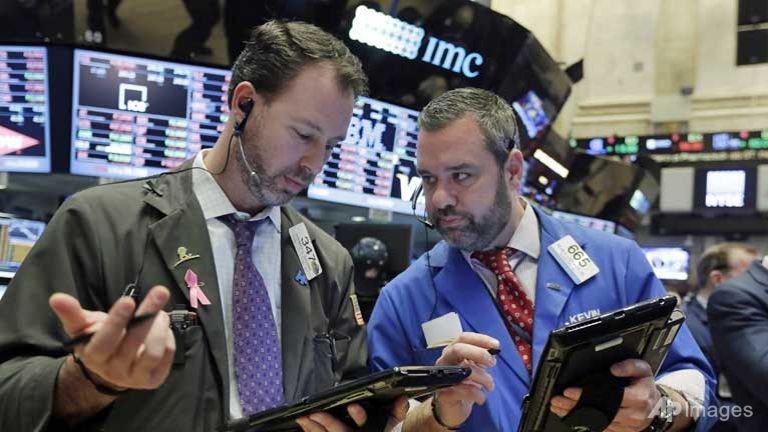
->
xmin=228 ymin=20 xmax=368 ymax=107
xmin=696 ymin=242 xmax=757 ymax=288
xmin=418 ymin=87 xmax=521 ymax=166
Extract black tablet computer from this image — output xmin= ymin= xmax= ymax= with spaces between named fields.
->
xmin=518 ymin=295 xmax=685 ymax=432
xmin=226 ymin=366 xmax=471 ymax=432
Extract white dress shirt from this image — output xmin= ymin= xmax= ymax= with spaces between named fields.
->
xmin=192 ymin=150 xmax=282 ymax=419
xmin=461 ymin=200 xmax=705 ymax=417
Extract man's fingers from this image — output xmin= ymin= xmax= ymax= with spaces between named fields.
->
xmin=610 ymin=359 xmax=653 ymax=378
xmin=304 ymin=411 xmax=353 ymax=431
xmin=391 ymin=396 xmax=409 ymax=422
xmin=466 ymin=364 xmax=495 ymax=391
xmin=295 ymin=417 xmax=326 ymax=432
xmin=49 ymin=293 xmax=90 ymax=336
xmin=346 ymin=403 xmax=367 ymax=427
xmin=563 ymin=387 xmax=582 ymax=401
xmin=115 ymin=287 xmax=172 ymax=370
xmin=439 ymin=343 xmax=496 ymax=367
xmin=83 ymin=296 xmax=136 ymax=363
xmin=454 ymin=332 xmax=500 ymax=349
xmin=439 ymin=383 xmax=487 ymax=406
xmin=550 ymin=395 xmax=578 ymax=412
xmin=135 ymin=286 xmax=171 ymax=315
xmin=131 ymin=312 xmax=173 ymax=386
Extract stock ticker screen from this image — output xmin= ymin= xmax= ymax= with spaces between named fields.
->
xmin=70 ymin=49 xmax=230 ymax=179
xmin=0 ymin=45 xmax=51 ymax=173
xmin=307 ymin=96 xmax=422 ymax=215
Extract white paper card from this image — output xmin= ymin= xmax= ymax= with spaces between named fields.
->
xmin=289 ymin=223 xmax=323 ymax=280
xmin=421 ymin=312 xmax=463 ymax=349
xmin=547 ymin=235 xmax=599 ymax=285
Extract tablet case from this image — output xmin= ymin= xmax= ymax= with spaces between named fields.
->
xmin=518 ymin=295 xmax=684 ymax=432
xmin=226 ymin=365 xmax=472 ymax=432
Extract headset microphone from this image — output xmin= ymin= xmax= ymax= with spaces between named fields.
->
xmin=234 ymin=99 xmax=258 ymax=178
xmin=411 ymin=183 xmax=434 ymax=229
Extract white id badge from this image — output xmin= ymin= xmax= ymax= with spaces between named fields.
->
xmin=421 ymin=312 xmax=463 ymax=349
xmin=289 ymin=223 xmax=323 ymax=280
xmin=547 ymin=235 xmax=599 ymax=285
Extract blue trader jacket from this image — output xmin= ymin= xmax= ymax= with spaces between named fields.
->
xmin=368 ymin=207 xmax=717 ymax=431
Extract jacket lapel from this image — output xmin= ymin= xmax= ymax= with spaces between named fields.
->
xmin=531 ymin=208 xmax=579 ymax=376
xmin=434 ymin=247 xmax=531 ymax=385
xmin=142 ymin=166 xmax=231 ymax=412
xmin=279 ymin=209 xmax=313 ymax=402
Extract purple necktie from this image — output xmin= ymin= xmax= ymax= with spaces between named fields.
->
xmin=228 ymin=217 xmax=284 ymax=416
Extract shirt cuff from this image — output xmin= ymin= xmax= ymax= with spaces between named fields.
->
xmin=656 ymin=369 xmax=706 ymax=420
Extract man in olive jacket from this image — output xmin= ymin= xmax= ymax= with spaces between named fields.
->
xmin=0 ymin=21 xmax=378 ymax=432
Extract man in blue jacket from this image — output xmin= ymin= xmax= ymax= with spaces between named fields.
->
xmin=369 ymin=88 xmax=717 ymax=431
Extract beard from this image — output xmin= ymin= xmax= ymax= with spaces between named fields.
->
xmin=429 ymin=173 xmax=512 ymax=251
xmin=235 ymin=119 xmax=314 ymax=207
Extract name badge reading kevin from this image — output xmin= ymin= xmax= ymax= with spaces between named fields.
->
xmin=289 ymin=222 xmax=323 ymax=281
xmin=547 ymin=235 xmax=599 ymax=285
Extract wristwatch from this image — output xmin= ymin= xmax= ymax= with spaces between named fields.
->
xmin=646 ymin=385 xmax=675 ymax=432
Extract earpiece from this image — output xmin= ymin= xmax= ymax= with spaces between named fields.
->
xmin=234 ymin=99 xmax=254 ymax=135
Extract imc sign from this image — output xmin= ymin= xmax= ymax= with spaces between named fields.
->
xmin=349 ymin=5 xmax=484 ymax=78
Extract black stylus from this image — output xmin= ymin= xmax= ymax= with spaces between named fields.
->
xmin=62 ymin=312 xmax=159 ymax=350
xmin=488 ymin=348 xmax=501 ymax=356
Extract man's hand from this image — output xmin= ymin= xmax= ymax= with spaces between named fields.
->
xmin=550 ymin=359 xmax=660 ymax=432
xmin=295 ymin=397 xmax=409 ymax=432
xmin=50 ymin=285 xmax=176 ymax=391
xmin=430 ymin=332 xmax=499 ymax=428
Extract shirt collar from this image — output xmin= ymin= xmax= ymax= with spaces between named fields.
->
xmin=506 ymin=199 xmax=541 ymax=259
xmin=192 ymin=150 xmax=281 ymax=231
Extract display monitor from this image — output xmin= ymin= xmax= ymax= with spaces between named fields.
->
xmin=70 ymin=49 xmax=231 ymax=179
xmin=308 ymin=96 xmax=421 ymax=214
xmin=0 ymin=216 xmax=47 ymax=278
xmin=334 ymin=223 xmax=413 ymax=277
xmin=550 ymin=209 xmax=616 ymax=234
xmin=512 ymin=90 xmax=550 ymax=139
xmin=641 ymin=247 xmax=690 ymax=281
xmin=693 ymin=166 xmax=757 ymax=213
xmin=0 ymin=45 xmax=51 ymax=173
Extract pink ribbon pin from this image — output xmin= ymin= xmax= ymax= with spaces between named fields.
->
xmin=185 ymin=269 xmax=211 ymax=309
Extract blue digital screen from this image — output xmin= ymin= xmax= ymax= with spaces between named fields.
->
xmin=512 ymin=90 xmax=550 ymax=139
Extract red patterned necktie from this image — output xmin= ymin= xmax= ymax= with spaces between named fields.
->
xmin=471 ymin=247 xmax=535 ymax=374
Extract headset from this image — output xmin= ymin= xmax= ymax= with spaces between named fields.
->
xmin=409 ymin=123 xmax=521 ymax=320
xmin=123 ymin=98 xmax=258 ymax=300
xmin=233 ymin=98 xmax=259 ymax=179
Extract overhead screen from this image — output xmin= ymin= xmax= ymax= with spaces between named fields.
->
xmin=641 ymin=247 xmax=690 ymax=281
xmin=308 ymin=96 xmax=421 ymax=215
xmin=0 ymin=216 xmax=47 ymax=278
xmin=70 ymin=49 xmax=231 ymax=179
xmin=0 ymin=45 xmax=51 ymax=173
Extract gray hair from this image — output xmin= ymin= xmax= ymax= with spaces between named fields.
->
xmin=418 ymin=88 xmax=521 ymax=165
xmin=228 ymin=20 xmax=368 ymax=107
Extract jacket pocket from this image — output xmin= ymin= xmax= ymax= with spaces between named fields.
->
xmin=413 ymin=347 xmax=443 ymax=366
xmin=312 ymin=334 xmax=336 ymax=391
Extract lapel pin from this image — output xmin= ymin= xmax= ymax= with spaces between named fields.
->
xmin=174 ymin=246 xmax=200 ymax=267
xmin=546 ymin=282 xmax=561 ymax=291
xmin=184 ymin=269 xmax=211 ymax=309
xmin=295 ymin=270 xmax=308 ymax=287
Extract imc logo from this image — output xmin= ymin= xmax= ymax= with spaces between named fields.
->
xmin=349 ymin=5 xmax=484 ymax=78
xmin=118 ymin=83 xmax=149 ymax=113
